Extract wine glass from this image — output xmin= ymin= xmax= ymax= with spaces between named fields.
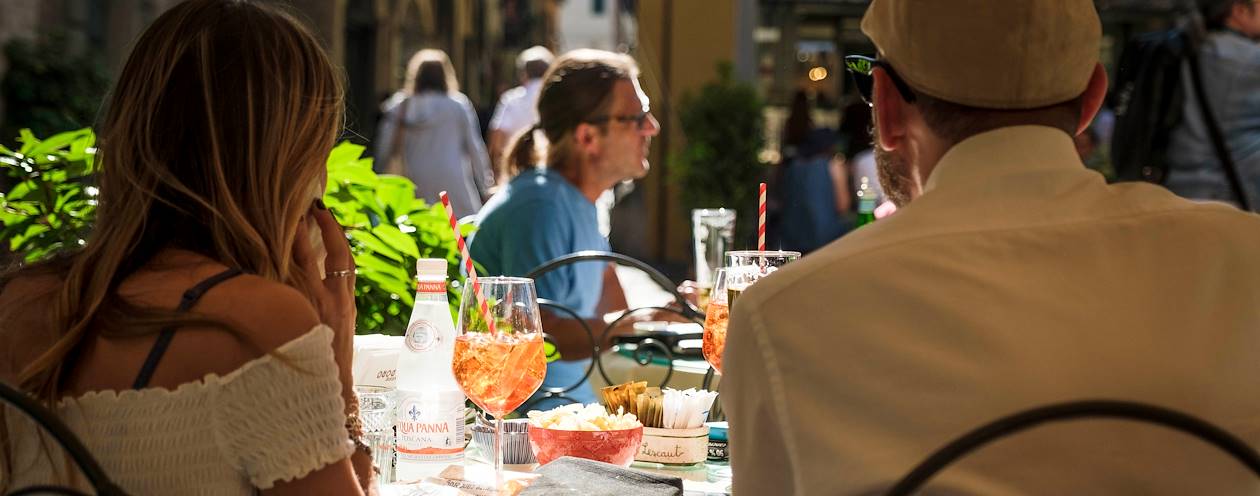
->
xmin=701 ymin=251 xmax=801 ymax=374
xmin=702 ymin=268 xmax=729 ymax=373
xmin=451 ymin=277 xmax=547 ymax=493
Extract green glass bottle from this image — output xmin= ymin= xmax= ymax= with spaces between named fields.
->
xmin=856 ymin=176 xmax=877 ymax=227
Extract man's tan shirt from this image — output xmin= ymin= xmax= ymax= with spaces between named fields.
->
xmin=726 ymin=126 xmax=1260 ymax=495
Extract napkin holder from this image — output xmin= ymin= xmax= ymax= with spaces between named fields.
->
xmin=635 ymin=426 xmax=709 ymax=465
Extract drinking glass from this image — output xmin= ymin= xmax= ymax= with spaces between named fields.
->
xmin=692 ymin=209 xmax=737 ymax=309
xmin=725 ymin=250 xmax=801 ymax=274
xmin=702 ymin=268 xmax=729 ymax=373
xmin=701 ymin=251 xmax=801 ymax=375
xmin=451 ymin=277 xmax=547 ymax=494
xmin=355 ymin=385 xmax=396 ymax=483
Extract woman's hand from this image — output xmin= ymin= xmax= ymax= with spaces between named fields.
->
xmin=293 ymin=200 xmax=357 ymax=406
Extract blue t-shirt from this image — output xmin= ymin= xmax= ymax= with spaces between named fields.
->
xmin=469 ymin=168 xmax=608 ymax=410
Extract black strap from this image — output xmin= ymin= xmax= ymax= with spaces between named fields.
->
xmin=885 ymin=400 xmax=1260 ymax=495
xmin=131 ymin=268 xmax=244 ymax=389
xmin=1187 ymin=50 xmax=1252 ymax=211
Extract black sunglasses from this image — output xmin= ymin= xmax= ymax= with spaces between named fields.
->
xmin=844 ymin=55 xmax=917 ymax=106
xmin=585 ymin=110 xmax=651 ymax=129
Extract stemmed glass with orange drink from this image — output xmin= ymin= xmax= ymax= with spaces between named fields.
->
xmin=701 ymin=251 xmax=800 ymax=374
xmin=451 ymin=277 xmax=547 ymax=493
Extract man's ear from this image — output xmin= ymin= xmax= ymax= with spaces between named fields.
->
xmin=873 ymin=68 xmax=907 ymax=152
xmin=574 ymin=122 xmax=602 ymax=155
xmin=1076 ymin=63 xmax=1108 ymax=135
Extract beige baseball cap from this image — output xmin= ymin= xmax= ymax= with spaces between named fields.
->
xmin=860 ymin=0 xmax=1102 ymax=110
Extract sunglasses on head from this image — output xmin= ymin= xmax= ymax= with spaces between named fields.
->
xmin=844 ymin=55 xmax=917 ymax=106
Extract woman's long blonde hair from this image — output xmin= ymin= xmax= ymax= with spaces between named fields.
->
xmin=3 ymin=0 xmax=344 ymax=402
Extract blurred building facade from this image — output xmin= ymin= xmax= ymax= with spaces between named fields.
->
xmin=619 ymin=0 xmax=1187 ymax=274
xmin=554 ymin=0 xmax=636 ymax=53
xmin=0 ymin=0 xmax=559 ymax=143
xmin=0 ymin=0 xmax=1190 ymax=276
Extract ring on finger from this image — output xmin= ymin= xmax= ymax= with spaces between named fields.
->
xmin=326 ymin=269 xmax=354 ymax=278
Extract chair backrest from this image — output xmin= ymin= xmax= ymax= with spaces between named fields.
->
xmin=0 ymin=382 xmax=128 ymax=496
xmin=885 ymin=399 xmax=1260 ymax=496
xmin=521 ymin=251 xmax=707 ymax=411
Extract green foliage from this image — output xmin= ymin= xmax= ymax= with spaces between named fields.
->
xmin=323 ymin=142 xmax=471 ymax=335
xmin=670 ymin=62 xmax=767 ymax=245
xmin=0 ymin=129 xmax=471 ymax=336
xmin=1 ymin=36 xmax=110 ymax=146
xmin=0 ymin=128 xmax=97 ymax=262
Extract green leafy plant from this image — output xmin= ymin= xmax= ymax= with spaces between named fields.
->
xmin=0 ymin=128 xmax=97 ymax=262
xmin=322 ymin=142 xmax=470 ymax=334
xmin=0 ymin=129 xmax=471 ymax=336
xmin=670 ymin=62 xmax=768 ymax=246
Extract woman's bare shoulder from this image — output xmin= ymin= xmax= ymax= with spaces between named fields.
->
xmin=196 ymin=273 xmax=324 ymax=354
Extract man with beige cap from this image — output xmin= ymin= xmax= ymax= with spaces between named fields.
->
xmin=724 ymin=1 xmax=1260 ymax=494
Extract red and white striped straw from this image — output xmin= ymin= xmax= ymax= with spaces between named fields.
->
xmin=758 ymin=182 xmax=767 ymax=251
xmin=439 ymin=191 xmax=497 ymax=335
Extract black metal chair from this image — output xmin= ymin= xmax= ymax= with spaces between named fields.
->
xmin=0 ymin=382 xmax=128 ymax=496
xmin=519 ymin=250 xmax=713 ymax=411
xmin=885 ymin=399 xmax=1260 ymax=495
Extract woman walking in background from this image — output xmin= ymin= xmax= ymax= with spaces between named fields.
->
xmin=376 ymin=49 xmax=493 ymax=219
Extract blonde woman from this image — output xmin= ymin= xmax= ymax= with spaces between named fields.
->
xmin=375 ymin=49 xmax=493 ymax=219
xmin=0 ymin=1 xmax=373 ymax=494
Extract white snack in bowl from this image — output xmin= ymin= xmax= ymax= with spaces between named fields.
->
xmin=526 ymin=403 xmax=641 ymax=431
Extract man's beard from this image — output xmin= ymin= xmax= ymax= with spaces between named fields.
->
xmin=871 ymin=117 xmax=915 ymax=207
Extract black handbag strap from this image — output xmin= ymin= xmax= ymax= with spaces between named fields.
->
xmin=1186 ymin=49 xmax=1252 ymax=211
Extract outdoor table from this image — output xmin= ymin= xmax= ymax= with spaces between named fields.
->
xmin=377 ymin=439 xmax=732 ymax=495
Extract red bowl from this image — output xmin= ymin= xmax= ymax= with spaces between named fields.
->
xmin=527 ymin=425 xmax=644 ymax=467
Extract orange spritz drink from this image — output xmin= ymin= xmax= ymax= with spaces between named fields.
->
xmin=452 ymin=332 xmax=546 ymax=417
xmin=453 ymin=276 xmax=546 ymax=494
xmin=702 ymin=301 xmax=728 ymax=373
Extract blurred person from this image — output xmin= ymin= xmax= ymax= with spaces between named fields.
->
xmin=778 ymin=128 xmax=853 ymax=254
xmin=1165 ymin=0 xmax=1260 ymax=207
xmin=768 ymin=90 xmax=816 ymax=248
xmin=0 ymin=1 xmax=373 ymax=494
xmin=376 ymin=49 xmax=492 ymax=219
xmin=488 ymin=45 xmax=555 ymax=184
xmin=782 ymin=90 xmax=814 ymax=162
xmin=838 ymin=98 xmax=874 ymax=161
xmin=469 ymin=50 xmax=682 ymax=411
xmin=725 ymin=1 xmax=1260 ymax=494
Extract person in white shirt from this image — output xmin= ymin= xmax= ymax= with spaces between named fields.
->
xmin=725 ymin=1 xmax=1260 ymax=494
xmin=376 ymin=49 xmax=493 ymax=219
xmin=488 ymin=45 xmax=554 ymax=184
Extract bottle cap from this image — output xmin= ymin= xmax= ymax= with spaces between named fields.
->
xmin=415 ymin=258 xmax=449 ymax=278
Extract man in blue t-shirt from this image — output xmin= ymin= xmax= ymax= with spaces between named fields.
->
xmin=469 ymin=50 xmax=671 ymax=411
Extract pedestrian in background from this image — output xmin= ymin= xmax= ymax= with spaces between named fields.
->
xmin=488 ymin=45 xmax=554 ymax=185
xmin=1165 ymin=0 xmax=1260 ymax=207
xmin=376 ymin=49 xmax=492 ymax=219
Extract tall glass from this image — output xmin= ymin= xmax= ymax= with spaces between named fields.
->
xmin=451 ymin=277 xmax=547 ymax=493
xmin=702 ymin=268 xmax=730 ymax=373
xmin=355 ymin=385 xmax=395 ymax=483
xmin=692 ymin=209 xmax=737 ymax=309
xmin=702 ymin=251 xmax=801 ymax=375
